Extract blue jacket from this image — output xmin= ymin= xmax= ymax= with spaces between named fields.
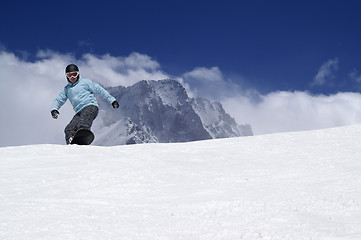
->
xmin=51 ymin=77 xmax=116 ymax=113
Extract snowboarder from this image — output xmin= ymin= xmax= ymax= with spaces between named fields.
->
xmin=50 ymin=64 xmax=119 ymax=144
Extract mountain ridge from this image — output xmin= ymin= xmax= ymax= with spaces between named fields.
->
xmin=93 ymin=79 xmax=252 ymax=146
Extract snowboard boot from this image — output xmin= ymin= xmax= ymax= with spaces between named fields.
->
xmin=67 ymin=137 xmax=74 ymax=145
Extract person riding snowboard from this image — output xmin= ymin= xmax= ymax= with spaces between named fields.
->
xmin=50 ymin=64 xmax=119 ymax=144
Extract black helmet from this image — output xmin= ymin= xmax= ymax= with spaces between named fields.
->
xmin=65 ymin=64 xmax=79 ymax=73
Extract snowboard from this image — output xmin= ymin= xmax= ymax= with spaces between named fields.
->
xmin=70 ymin=129 xmax=95 ymax=145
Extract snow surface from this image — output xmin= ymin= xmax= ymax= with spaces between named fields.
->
xmin=1 ymin=124 xmax=361 ymax=239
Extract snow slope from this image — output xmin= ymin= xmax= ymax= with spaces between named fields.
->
xmin=1 ymin=125 xmax=361 ymax=239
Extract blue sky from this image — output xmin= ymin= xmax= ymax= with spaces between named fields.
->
xmin=2 ymin=0 xmax=361 ymax=146
xmin=2 ymin=0 xmax=361 ymax=94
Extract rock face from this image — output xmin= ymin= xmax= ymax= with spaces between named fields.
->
xmin=93 ymin=79 xmax=252 ymax=146
xmin=191 ymin=97 xmax=253 ymax=138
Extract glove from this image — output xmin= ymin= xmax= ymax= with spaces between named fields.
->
xmin=112 ymin=101 xmax=119 ymax=109
xmin=51 ymin=110 xmax=59 ymax=119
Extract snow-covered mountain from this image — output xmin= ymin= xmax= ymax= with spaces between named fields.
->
xmin=2 ymin=125 xmax=361 ymax=239
xmin=191 ymin=97 xmax=252 ymax=138
xmin=93 ymin=79 xmax=252 ymax=146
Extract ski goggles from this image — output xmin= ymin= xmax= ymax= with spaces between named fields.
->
xmin=66 ymin=71 xmax=79 ymax=78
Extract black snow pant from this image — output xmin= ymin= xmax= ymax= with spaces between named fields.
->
xmin=64 ymin=105 xmax=99 ymax=144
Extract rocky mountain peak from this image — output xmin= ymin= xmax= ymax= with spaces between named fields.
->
xmin=93 ymin=79 xmax=252 ymax=146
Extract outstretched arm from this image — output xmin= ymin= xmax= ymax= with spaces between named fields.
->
xmin=89 ymin=81 xmax=117 ymax=106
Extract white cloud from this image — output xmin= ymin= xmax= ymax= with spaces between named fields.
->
xmin=183 ymin=67 xmax=224 ymax=82
xmin=0 ymin=51 xmax=74 ymax=146
xmin=181 ymin=65 xmax=361 ymax=135
xmin=349 ymin=69 xmax=361 ymax=83
xmin=78 ymin=52 xmax=169 ymax=87
xmin=222 ymin=91 xmax=361 ymax=135
xmin=311 ymin=58 xmax=339 ymax=86
xmin=181 ymin=66 xmax=241 ymax=100
xmin=78 ymin=40 xmax=93 ymax=48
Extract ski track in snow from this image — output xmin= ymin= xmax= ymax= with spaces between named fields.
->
xmin=1 ymin=125 xmax=361 ymax=239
